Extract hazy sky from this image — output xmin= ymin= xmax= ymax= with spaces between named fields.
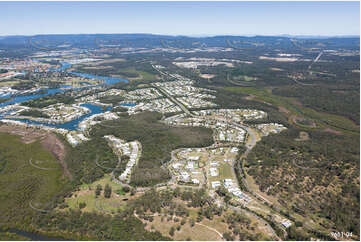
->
xmin=0 ymin=1 xmax=359 ymax=36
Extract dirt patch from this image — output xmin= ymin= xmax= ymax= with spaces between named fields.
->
xmin=278 ymin=106 xmax=290 ymax=114
xmin=269 ymin=68 xmax=284 ymax=71
xmin=295 ymin=131 xmax=310 ymax=141
xmin=0 ymin=124 xmax=46 ymax=144
xmin=244 ymin=94 xmax=256 ymax=100
xmin=243 ymin=95 xmax=273 ymax=106
xmin=291 ymin=115 xmax=316 ymax=128
xmin=200 ymin=73 xmax=215 ymax=79
xmin=259 ymin=56 xmax=298 ymax=62
xmin=323 ymin=128 xmax=343 ymax=135
xmin=41 ymin=133 xmax=73 ymax=180
xmin=290 ymin=99 xmax=303 ymax=107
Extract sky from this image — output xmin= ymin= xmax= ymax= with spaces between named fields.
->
xmin=0 ymin=1 xmax=359 ymax=36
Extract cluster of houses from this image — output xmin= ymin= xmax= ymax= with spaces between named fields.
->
xmin=169 ymin=148 xmax=205 ymax=185
xmin=172 ymin=57 xmax=253 ymax=69
xmin=35 ymin=104 xmax=90 ymax=124
xmin=164 ymin=116 xmax=212 ymax=128
xmin=66 ymin=131 xmax=90 ymax=146
xmin=154 ymin=80 xmax=214 ymax=97
xmin=193 ymin=108 xmax=267 ymax=122
xmin=5 ymin=103 xmax=90 ymax=124
xmin=281 ymin=219 xmax=293 ymax=228
xmin=77 ymin=88 xmax=125 ymax=103
xmin=169 ymin=147 xmax=251 ymax=203
xmin=211 ymin=179 xmax=251 ymax=203
xmin=31 ymin=49 xmax=81 ymax=58
xmin=176 ymin=96 xmax=217 ymax=109
xmin=172 ymin=58 xmax=235 ymax=69
xmin=123 ymin=88 xmax=163 ymax=100
xmin=127 ymin=98 xmax=182 ymax=114
xmin=223 ymin=179 xmax=252 ymax=203
xmin=169 ymin=145 xmax=252 ymax=205
xmin=78 ymin=111 xmax=119 ymax=131
xmin=104 ymin=135 xmax=141 ymax=183
xmin=0 ymin=58 xmax=51 ymax=72
xmin=164 ymin=114 xmax=247 ymax=144
xmin=255 ymin=123 xmax=287 ymax=136
xmin=215 ymin=127 xmax=246 ymax=143
xmin=0 ymin=86 xmax=18 ymax=97
xmin=209 ymin=167 xmax=219 ymax=177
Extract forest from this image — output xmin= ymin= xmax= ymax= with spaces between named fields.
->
xmin=272 ymin=84 xmax=360 ymax=124
xmin=89 ymin=111 xmax=213 ymax=186
xmin=246 ymin=128 xmax=360 ymax=237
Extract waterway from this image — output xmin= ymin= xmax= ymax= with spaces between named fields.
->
xmin=0 ymin=228 xmax=68 ymax=241
xmin=0 ymin=62 xmax=131 ymax=130
xmin=8 ymin=104 xmax=111 ymax=130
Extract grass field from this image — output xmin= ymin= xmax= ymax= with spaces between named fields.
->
xmin=140 ymin=204 xmax=273 ymax=241
xmin=62 ymin=174 xmax=131 ymax=214
xmin=143 ymin=215 xmax=222 ymax=241
xmin=116 ymin=68 xmax=157 ymax=82
xmin=72 ymin=63 xmax=158 ymax=82
xmin=233 ymin=75 xmax=256 ymax=82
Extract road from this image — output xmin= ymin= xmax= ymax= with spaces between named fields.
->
xmin=155 ymin=86 xmax=192 ymax=116
xmin=308 ymin=51 xmax=323 ymax=70
xmin=149 ymin=67 xmax=290 ymax=238
xmin=151 ymin=64 xmax=194 ymax=116
xmin=291 ymin=77 xmax=314 ymax=86
xmin=134 ymin=211 xmax=224 ymax=240
xmin=227 ymin=204 xmax=281 ymax=240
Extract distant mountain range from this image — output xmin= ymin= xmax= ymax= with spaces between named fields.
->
xmin=0 ymin=33 xmax=359 ymax=51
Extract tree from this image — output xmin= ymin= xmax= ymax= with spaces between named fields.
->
xmin=173 ymin=187 xmax=181 ymax=197
xmin=104 ymin=184 xmax=112 ymax=198
xmin=190 ymin=218 xmax=195 ymax=227
xmin=95 ymin=184 xmax=102 ymax=197
xmin=169 ymin=227 xmax=175 ymax=236
xmin=224 ymin=195 xmax=231 ymax=204
xmin=295 ymin=221 xmax=303 ymax=227
xmin=216 ymin=186 xmax=228 ymax=197
xmin=223 ymin=232 xmax=234 ymax=241
xmin=79 ymin=202 xmax=86 ymax=209
xmin=181 ymin=218 xmax=186 ymax=225
xmin=130 ymin=187 xmax=136 ymax=196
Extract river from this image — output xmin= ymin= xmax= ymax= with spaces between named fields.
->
xmin=0 ymin=228 xmax=68 ymax=241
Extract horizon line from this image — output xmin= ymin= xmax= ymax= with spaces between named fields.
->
xmin=0 ymin=33 xmax=360 ymax=38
